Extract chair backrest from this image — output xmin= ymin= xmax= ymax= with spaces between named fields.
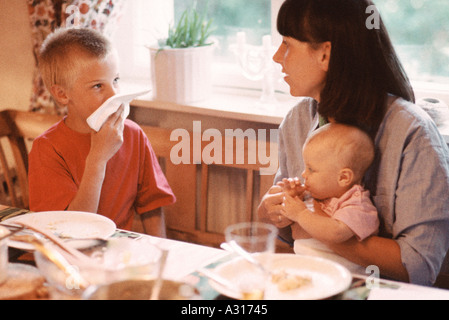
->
xmin=140 ymin=124 xmax=279 ymax=248
xmin=0 ymin=110 xmax=61 ymax=209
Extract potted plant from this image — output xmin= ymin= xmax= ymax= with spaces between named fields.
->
xmin=150 ymin=4 xmax=214 ymax=105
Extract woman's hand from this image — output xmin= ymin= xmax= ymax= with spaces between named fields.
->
xmin=257 ymin=185 xmax=293 ymax=228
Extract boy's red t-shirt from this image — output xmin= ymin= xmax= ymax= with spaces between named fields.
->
xmin=28 ymin=118 xmax=176 ymax=230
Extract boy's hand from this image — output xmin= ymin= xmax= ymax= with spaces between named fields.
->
xmin=89 ymin=104 xmax=125 ymax=165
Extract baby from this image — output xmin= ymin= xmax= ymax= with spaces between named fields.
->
xmin=279 ymin=123 xmax=379 ymax=271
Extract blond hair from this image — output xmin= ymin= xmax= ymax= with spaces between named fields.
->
xmin=38 ymin=28 xmax=113 ymax=90
xmin=305 ymin=123 xmax=375 ymax=181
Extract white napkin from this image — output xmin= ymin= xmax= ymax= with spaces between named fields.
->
xmin=86 ymin=90 xmax=150 ymax=132
xmin=368 ymin=286 xmax=449 ymax=300
xmin=294 ymin=238 xmax=366 ymax=274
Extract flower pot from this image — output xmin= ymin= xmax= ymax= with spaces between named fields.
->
xmin=150 ymin=45 xmax=214 ymax=105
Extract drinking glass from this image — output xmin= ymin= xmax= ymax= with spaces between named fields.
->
xmin=224 ymin=222 xmax=278 ymax=299
xmin=225 ymin=222 xmax=278 ymax=253
xmin=35 ymin=237 xmax=163 ymax=299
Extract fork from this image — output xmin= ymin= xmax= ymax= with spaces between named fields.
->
xmin=13 ymin=221 xmax=93 ymax=264
xmin=12 ymin=234 xmax=90 ymax=289
xmin=0 ymin=223 xmax=25 ymax=241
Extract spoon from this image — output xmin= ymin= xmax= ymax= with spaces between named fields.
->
xmin=220 ymin=241 xmax=272 ymax=276
xmin=12 ymin=234 xmax=90 ymax=289
xmin=197 ymin=267 xmax=240 ymax=293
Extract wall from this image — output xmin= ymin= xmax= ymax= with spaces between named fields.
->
xmin=0 ymin=0 xmax=34 ymax=111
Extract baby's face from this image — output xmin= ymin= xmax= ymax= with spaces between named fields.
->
xmin=301 ymin=143 xmax=341 ymax=200
xmin=64 ymin=51 xmax=120 ymax=130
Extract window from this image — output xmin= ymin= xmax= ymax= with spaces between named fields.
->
xmin=114 ymin=0 xmax=449 ymax=104
xmin=173 ymin=0 xmax=272 ymax=63
xmin=375 ymin=0 xmax=449 ymax=85
xmin=114 ymin=0 xmax=285 ymax=92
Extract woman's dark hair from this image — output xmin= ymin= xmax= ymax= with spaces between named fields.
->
xmin=277 ymin=0 xmax=415 ymax=137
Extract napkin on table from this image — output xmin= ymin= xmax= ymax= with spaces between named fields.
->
xmin=86 ymin=90 xmax=150 ymax=132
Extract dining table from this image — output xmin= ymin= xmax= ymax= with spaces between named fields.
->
xmin=2 ymin=204 xmax=449 ymax=303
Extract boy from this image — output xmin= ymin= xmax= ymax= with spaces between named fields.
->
xmin=29 ymin=28 xmax=175 ymax=237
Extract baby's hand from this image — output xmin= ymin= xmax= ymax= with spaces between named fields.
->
xmin=276 ymin=177 xmax=305 ymax=198
xmin=280 ymin=193 xmax=307 ymax=222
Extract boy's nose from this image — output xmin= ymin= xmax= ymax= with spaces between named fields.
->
xmin=106 ymin=85 xmax=119 ymax=98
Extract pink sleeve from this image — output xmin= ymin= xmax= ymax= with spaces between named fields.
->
xmin=331 ymin=190 xmax=379 ymax=241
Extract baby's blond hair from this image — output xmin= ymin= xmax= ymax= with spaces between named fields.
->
xmin=305 ymin=123 xmax=375 ymax=182
xmin=38 ymin=28 xmax=113 ymax=90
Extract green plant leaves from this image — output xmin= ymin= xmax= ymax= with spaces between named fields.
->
xmin=165 ymin=4 xmax=214 ymax=48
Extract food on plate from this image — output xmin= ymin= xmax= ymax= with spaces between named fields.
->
xmin=271 ymin=270 xmax=311 ymax=292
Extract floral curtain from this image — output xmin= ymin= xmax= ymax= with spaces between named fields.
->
xmin=27 ymin=0 xmax=126 ymax=115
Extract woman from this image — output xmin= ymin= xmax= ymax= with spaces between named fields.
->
xmin=258 ymin=0 xmax=449 ymax=286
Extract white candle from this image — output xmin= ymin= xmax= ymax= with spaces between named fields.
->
xmin=262 ymin=35 xmax=271 ymax=50
xmin=237 ymin=32 xmax=246 ymax=51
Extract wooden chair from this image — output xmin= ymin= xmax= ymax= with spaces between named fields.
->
xmin=141 ymin=125 xmax=289 ymax=252
xmin=0 ymin=110 xmax=61 ymax=209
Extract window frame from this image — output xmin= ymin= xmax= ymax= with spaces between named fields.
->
xmin=113 ymin=0 xmax=449 ymax=107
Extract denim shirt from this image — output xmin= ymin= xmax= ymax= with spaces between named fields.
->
xmin=276 ymin=96 xmax=449 ymax=286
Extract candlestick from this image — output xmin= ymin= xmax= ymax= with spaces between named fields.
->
xmin=230 ymin=33 xmax=279 ymax=111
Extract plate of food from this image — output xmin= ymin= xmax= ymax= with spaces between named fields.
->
xmin=5 ymin=211 xmax=116 ymax=251
xmin=208 ymin=254 xmax=352 ymax=300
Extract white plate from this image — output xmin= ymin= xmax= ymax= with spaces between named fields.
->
xmin=209 ymin=254 xmax=352 ymax=300
xmin=5 ymin=211 xmax=116 ymax=251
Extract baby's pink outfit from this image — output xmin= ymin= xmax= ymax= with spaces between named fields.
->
xmin=319 ymin=184 xmax=379 ymax=241
xmin=294 ymin=185 xmax=379 ymax=274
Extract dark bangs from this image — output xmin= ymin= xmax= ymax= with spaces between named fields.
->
xmin=277 ymin=0 xmax=319 ymax=43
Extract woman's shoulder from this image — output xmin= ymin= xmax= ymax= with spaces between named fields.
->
xmin=385 ymin=96 xmax=434 ymax=128
xmin=280 ymin=97 xmax=318 ymax=130
xmin=284 ymin=97 xmax=317 ymax=118
xmin=380 ymin=95 xmax=448 ymax=149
